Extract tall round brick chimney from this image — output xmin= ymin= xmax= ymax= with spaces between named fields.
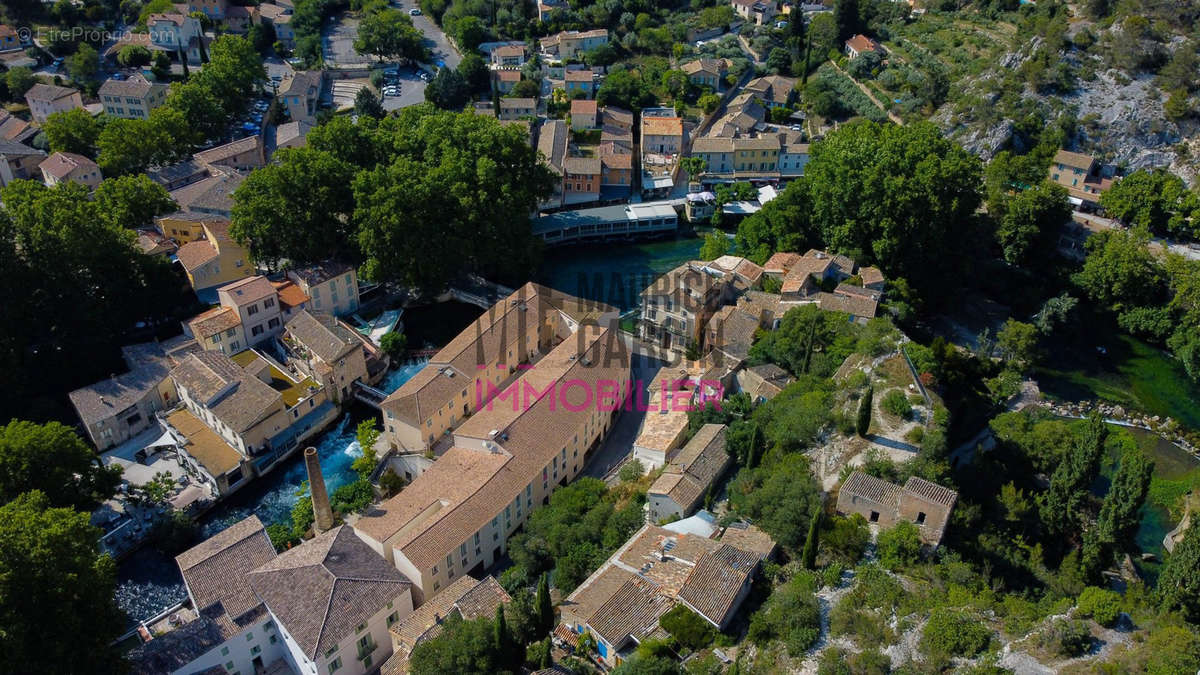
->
xmin=304 ymin=447 xmax=334 ymax=533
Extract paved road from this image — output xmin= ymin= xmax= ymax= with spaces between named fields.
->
xmin=582 ymin=353 xmax=667 ymax=481
xmin=389 ymin=0 xmax=462 ymax=69
xmin=1074 ymin=211 xmax=1200 ymax=261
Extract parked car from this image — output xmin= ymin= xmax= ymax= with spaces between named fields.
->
xmin=409 ymin=7 xmax=421 ymax=14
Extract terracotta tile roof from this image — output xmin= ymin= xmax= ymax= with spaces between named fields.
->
xmin=455 ymin=576 xmax=511 ymax=619
xmin=571 ymin=99 xmax=597 ymax=114
xmin=677 ymin=544 xmax=759 ymax=627
xmin=25 ymin=83 xmax=79 ymax=103
xmin=564 ymin=68 xmax=593 ymax=82
xmin=495 ymin=69 xmax=521 ymax=82
xmin=275 ymin=120 xmax=313 ymax=148
xmin=399 ymin=326 xmax=624 ymax=570
xmin=835 ymin=283 xmax=882 ymax=303
xmin=600 ymin=151 xmax=632 ymax=170
xmin=816 ymin=291 xmax=877 ymax=320
xmin=385 ymin=574 xmax=509 ymax=672
xmin=380 ymin=283 xmax=547 ymax=428
xmin=844 ymin=34 xmax=877 ymax=54
xmin=538 ymin=119 xmax=567 ymax=172
xmin=186 ymin=173 xmax=244 ymax=215
xmin=171 ymin=351 xmax=283 ymax=433
xmin=166 ymin=408 xmax=244 ymax=476
xmin=39 ymin=151 xmax=97 ymax=180
xmin=99 ymin=75 xmax=163 ymax=98
xmin=271 ymin=280 xmax=310 ymax=308
xmin=501 ymin=97 xmax=536 ymax=110
xmin=284 ymin=310 xmax=358 ymax=362
xmin=247 ymin=526 xmax=412 ymax=659
xmin=279 ymin=71 xmax=322 ymax=99
xmin=691 ymin=136 xmax=735 ymax=154
xmin=69 ymin=361 xmax=172 ymax=427
xmin=194 ymin=135 xmax=261 ymax=165
xmin=616 ymin=524 xmax=720 ymax=596
xmin=176 ymin=239 xmax=219 ymax=272
xmin=148 ymin=12 xmax=190 ymax=25
xmin=858 ymin=266 xmax=884 ymax=286
xmin=561 ymin=565 xmax=633 ymax=626
xmin=564 ymin=156 xmax=601 ymax=176
xmin=492 ymin=44 xmax=526 ymax=58
xmin=588 ymin=576 xmax=673 ymax=647
xmin=0 ymin=111 xmax=32 ymax=142
xmin=1053 ymin=149 xmax=1095 ymax=170
xmin=389 ymin=574 xmax=478 ymax=655
xmin=219 ymin=275 xmax=275 ymax=306
xmin=603 ymin=106 xmax=633 ymax=129
xmin=177 ymin=516 xmax=276 ymax=632
xmin=681 ymin=59 xmax=726 ymax=76
xmin=642 ymin=116 xmax=683 ymax=137
xmin=841 ymin=471 xmax=902 ymax=505
xmin=717 ymin=522 xmax=775 ymax=559
xmin=650 ymin=424 xmax=728 ymax=512
xmin=287 ymin=260 xmax=352 ymax=287
xmin=903 ymin=476 xmax=958 ymax=507
xmin=127 ymin=615 xmax=228 ymax=674
xmin=353 ymin=446 xmax=510 ymax=545
xmin=188 ymin=306 xmax=241 ymax=339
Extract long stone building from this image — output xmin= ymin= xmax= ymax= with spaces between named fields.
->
xmin=358 ymin=284 xmax=629 ymax=603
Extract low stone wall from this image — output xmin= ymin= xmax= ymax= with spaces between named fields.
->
xmin=1031 ymin=399 xmax=1199 ymax=456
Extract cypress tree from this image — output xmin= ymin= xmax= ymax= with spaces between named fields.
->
xmin=745 ymin=423 xmax=763 ymax=468
xmin=856 ymin=386 xmax=873 ymax=437
xmin=494 ymin=604 xmax=516 ymax=669
xmin=1040 ymin=412 xmax=1108 ymax=534
xmin=1082 ymin=447 xmax=1154 ymax=579
xmin=536 ymin=573 xmax=553 ymax=638
xmin=802 ymin=507 xmax=820 ymax=569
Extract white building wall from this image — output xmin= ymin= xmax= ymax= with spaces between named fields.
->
xmin=170 ymin=617 xmax=284 ymax=675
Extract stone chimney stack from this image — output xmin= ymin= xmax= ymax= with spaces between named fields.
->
xmin=304 ymin=447 xmax=334 ymax=533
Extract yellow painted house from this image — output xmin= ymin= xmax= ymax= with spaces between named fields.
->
xmin=156 ymin=212 xmax=212 ymax=244
xmin=175 ymin=219 xmax=255 ymax=294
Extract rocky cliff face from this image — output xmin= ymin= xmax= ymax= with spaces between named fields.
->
xmin=933 ymin=35 xmax=1200 ymax=186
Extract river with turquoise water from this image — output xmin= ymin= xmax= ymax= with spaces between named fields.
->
xmin=113 ymin=235 xmax=704 ymax=627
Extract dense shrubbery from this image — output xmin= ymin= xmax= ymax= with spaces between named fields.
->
xmin=748 ymin=572 xmax=822 ymax=655
xmin=920 ymin=607 xmax=992 ymax=659
xmin=502 ymin=477 xmax=646 ymax=593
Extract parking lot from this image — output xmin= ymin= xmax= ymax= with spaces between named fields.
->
xmin=381 ymin=65 xmax=430 ymax=111
xmin=322 ymin=14 xmax=370 ymax=67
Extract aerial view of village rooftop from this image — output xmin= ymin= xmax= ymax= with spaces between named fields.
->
xmin=2 ymin=0 xmax=1200 ymax=672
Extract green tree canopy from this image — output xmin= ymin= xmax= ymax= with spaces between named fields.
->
xmin=5 ymin=67 xmax=36 ymax=100
xmin=995 ymin=181 xmax=1072 ymax=266
xmin=353 ymin=106 xmax=555 ymax=290
xmin=231 ymin=147 xmax=359 ymax=267
xmin=355 ymin=8 xmax=430 ymax=62
xmin=409 ymin=614 xmax=505 ymax=675
xmin=1159 ymin=514 xmax=1200 ymax=621
xmin=734 ymin=180 xmax=819 ymax=263
xmin=0 ymin=491 xmax=124 ymax=673
xmin=800 ymin=121 xmax=983 ymax=301
xmin=0 ymin=420 xmax=121 ymax=510
xmin=42 ymin=108 xmax=101 ymax=157
xmin=1100 ymin=168 xmax=1197 ymax=239
xmin=729 ymin=453 xmax=822 ymax=554
xmin=1072 ymin=227 xmax=1167 ymax=311
xmin=94 ymin=174 xmax=178 ymax=228
xmin=0 ymin=180 xmax=188 ymax=419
